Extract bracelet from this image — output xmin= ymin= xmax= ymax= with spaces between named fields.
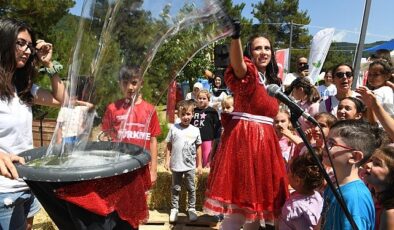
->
xmin=39 ymin=60 xmax=63 ymax=77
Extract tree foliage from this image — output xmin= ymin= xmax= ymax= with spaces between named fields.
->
xmin=6 ymin=0 xmax=362 ymax=118
xmin=0 ymin=0 xmax=75 ymax=39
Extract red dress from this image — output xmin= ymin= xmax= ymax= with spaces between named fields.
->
xmin=204 ymin=58 xmax=289 ymax=224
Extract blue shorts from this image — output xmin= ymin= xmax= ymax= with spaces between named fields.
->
xmin=0 ymin=190 xmax=41 ymax=230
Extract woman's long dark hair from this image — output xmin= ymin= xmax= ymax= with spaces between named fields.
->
xmin=245 ymin=34 xmax=281 ymax=86
xmin=0 ymin=18 xmax=36 ymax=104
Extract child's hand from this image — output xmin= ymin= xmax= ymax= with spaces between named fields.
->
xmin=304 ymin=128 xmax=314 ymax=141
xmin=355 ymin=86 xmax=377 ymax=108
xmin=275 ymin=123 xmax=287 ymax=133
xmin=281 ymin=128 xmax=292 ymax=138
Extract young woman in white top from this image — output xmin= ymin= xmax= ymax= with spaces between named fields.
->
xmin=0 ymin=18 xmax=65 ymax=229
xmin=209 ymin=75 xmax=227 ymax=115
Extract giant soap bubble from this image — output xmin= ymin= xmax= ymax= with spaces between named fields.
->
xmin=16 ymin=0 xmax=233 ymax=182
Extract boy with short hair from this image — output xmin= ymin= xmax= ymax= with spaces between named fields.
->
xmin=40 ymin=66 xmax=161 ymax=229
xmin=102 ymin=65 xmax=161 ymax=184
xmin=165 ymin=100 xmax=202 ymax=223
xmin=320 ymin=120 xmax=378 ymax=230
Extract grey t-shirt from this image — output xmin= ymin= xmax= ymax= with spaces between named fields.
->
xmin=166 ymin=123 xmax=202 ymax=172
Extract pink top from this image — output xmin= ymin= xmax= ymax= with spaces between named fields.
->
xmin=278 ymin=190 xmax=323 ymax=230
xmin=297 ymin=100 xmax=320 ymax=130
xmin=278 ymin=135 xmax=296 ymax=162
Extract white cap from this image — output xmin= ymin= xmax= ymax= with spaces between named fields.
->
xmin=193 ymin=82 xmax=203 ymax=90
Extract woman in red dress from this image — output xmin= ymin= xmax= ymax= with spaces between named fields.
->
xmin=204 ymin=24 xmax=289 ymax=229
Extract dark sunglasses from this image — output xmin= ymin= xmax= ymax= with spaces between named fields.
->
xmin=16 ymin=39 xmax=36 ymax=54
xmin=335 ymin=71 xmax=353 ymax=78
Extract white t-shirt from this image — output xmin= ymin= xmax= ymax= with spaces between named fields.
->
xmin=283 ymin=73 xmax=312 ymax=88
xmin=209 ymin=91 xmax=227 ymax=116
xmin=165 ymin=123 xmax=202 ymax=172
xmin=373 ymin=86 xmax=394 ymax=117
xmin=57 ymin=106 xmax=89 ymax=137
xmin=0 ymin=92 xmax=35 ymax=193
xmin=283 ymin=72 xmax=299 ymax=87
xmin=185 ymin=92 xmax=196 ymax=101
xmin=317 ymin=84 xmax=337 ymax=101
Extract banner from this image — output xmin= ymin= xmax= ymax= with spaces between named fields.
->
xmin=166 ymin=80 xmax=177 ymax=123
xmin=308 ymin=28 xmax=335 ymax=84
xmin=275 ymin=48 xmax=289 ymax=81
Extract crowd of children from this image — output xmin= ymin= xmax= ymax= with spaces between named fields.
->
xmin=165 ymin=46 xmax=394 ymax=229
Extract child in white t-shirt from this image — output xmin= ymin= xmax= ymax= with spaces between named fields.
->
xmin=165 ymin=100 xmax=202 ymax=223
xmin=366 ymin=60 xmax=394 ymax=119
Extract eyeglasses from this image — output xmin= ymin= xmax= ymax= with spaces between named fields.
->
xmin=327 ymin=139 xmax=355 ymax=151
xmin=335 ymin=72 xmax=353 ymax=78
xmin=326 ymin=139 xmax=356 ymax=159
xmin=298 ymin=62 xmax=308 ymax=66
xmin=16 ymin=39 xmax=36 ymax=54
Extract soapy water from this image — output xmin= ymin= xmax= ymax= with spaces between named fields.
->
xmin=26 ymin=150 xmax=131 ymax=168
xmin=40 ymin=0 xmax=233 ymax=169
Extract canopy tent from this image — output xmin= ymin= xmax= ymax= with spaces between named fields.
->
xmin=364 ymin=39 xmax=394 ymax=52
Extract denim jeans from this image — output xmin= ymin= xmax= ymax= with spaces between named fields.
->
xmin=171 ymin=169 xmax=196 ymax=210
xmin=0 ymin=190 xmax=41 ymax=230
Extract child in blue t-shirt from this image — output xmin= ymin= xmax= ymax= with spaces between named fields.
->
xmin=320 ymin=120 xmax=379 ymax=230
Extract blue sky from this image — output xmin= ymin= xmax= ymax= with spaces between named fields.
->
xmin=70 ymin=0 xmax=393 ymax=43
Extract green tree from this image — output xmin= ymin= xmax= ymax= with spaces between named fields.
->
xmin=0 ymin=0 xmax=75 ymax=39
xmin=221 ymin=0 xmax=253 ymax=42
xmin=323 ymin=42 xmax=354 ymax=71
xmin=1 ymin=1 xmax=76 ymax=118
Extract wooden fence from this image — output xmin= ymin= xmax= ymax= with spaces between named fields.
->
xmin=32 ymin=119 xmax=57 ymax=147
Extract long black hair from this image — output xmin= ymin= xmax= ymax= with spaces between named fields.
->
xmin=0 ymin=18 xmax=36 ymax=104
xmin=244 ymin=34 xmax=281 ymax=86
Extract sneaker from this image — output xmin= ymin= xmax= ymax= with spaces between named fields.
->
xmin=188 ymin=209 xmax=198 ymax=222
xmin=214 ymin=214 xmax=224 ymax=222
xmin=169 ymin=209 xmax=178 ymax=223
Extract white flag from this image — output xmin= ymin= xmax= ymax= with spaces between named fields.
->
xmin=308 ymin=28 xmax=335 ymax=84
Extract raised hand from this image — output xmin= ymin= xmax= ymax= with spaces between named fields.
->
xmin=355 ymin=86 xmax=377 ymax=108
xmin=231 ymin=19 xmax=241 ymax=39
xmin=35 ymin=39 xmax=53 ymax=67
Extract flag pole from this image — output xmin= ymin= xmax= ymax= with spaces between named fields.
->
xmin=352 ymin=0 xmax=372 ymax=89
